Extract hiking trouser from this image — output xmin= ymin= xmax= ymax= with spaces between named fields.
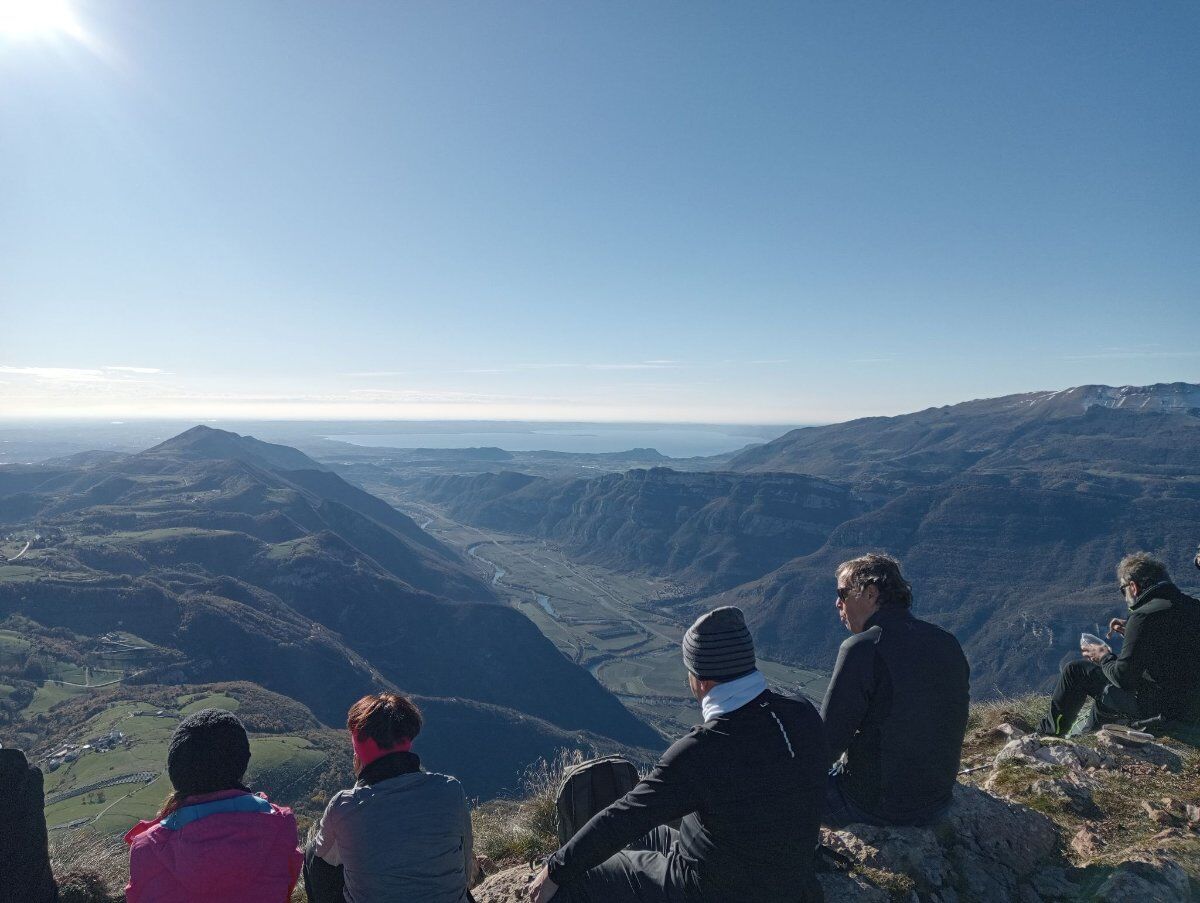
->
xmin=1039 ymin=660 xmax=1139 ymax=736
xmin=555 ymin=826 xmax=694 ymax=903
xmin=823 ymin=771 xmax=950 ymax=830
xmin=303 ymin=842 xmax=479 ymax=903
xmin=302 ymin=844 xmax=344 ymax=903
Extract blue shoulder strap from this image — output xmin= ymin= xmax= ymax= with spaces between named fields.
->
xmin=161 ymin=793 xmax=273 ymax=830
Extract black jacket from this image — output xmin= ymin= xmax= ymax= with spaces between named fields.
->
xmin=0 ymin=748 xmax=58 ymax=903
xmin=1101 ymin=581 xmax=1200 ymax=722
xmin=820 ymin=606 xmax=970 ymax=824
xmin=547 ymin=689 xmax=826 ymax=903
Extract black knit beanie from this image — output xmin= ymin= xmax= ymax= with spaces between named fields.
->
xmin=167 ymin=709 xmax=251 ymax=796
xmin=682 ymin=606 xmax=757 ymax=681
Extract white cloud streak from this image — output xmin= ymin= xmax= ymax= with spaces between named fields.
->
xmin=0 ymin=365 xmax=167 ymax=386
xmin=0 ymin=366 xmax=107 ymax=382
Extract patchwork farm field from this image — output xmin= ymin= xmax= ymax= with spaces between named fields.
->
xmin=40 ymin=693 xmax=327 ymax=835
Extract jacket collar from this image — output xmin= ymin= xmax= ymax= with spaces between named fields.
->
xmin=357 ymin=750 xmax=421 ymax=786
xmin=864 ymin=604 xmax=914 ymax=630
xmin=123 ymin=789 xmax=259 ymax=844
xmin=1130 ymin=581 xmax=1176 ymax=611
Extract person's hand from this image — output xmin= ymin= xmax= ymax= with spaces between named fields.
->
xmin=1106 ymin=618 xmax=1126 ymax=638
xmin=1081 ymin=642 xmax=1110 ymax=663
xmin=528 ymin=865 xmax=559 ymax=903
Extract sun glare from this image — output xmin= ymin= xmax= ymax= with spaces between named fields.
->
xmin=0 ymin=0 xmax=87 ymax=41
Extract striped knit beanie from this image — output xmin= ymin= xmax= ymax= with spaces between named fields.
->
xmin=682 ymin=607 xmax=756 ymax=681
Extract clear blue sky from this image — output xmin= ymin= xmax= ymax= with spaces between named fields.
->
xmin=2 ymin=1 xmax=1197 ymax=422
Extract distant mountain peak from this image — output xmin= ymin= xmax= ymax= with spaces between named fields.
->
xmin=1013 ymin=382 xmax=1200 ymax=418
xmin=142 ymin=425 xmax=325 ymax=472
xmin=726 ymin=380 xmax=1200 ymax=478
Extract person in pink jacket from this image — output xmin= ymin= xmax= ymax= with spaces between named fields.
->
xmin=124 ymin=708 xmax=303 ymax=903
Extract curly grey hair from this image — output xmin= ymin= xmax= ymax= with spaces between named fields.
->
xmin=836 ymin=553 xmax=913 ymax=608
xmin=1116 ymin=552 xmax=1170 ymax=591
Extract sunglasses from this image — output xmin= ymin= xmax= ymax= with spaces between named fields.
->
xmin=836 ymin=585 xmax=854 ymax=601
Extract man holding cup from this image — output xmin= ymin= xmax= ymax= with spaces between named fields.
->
xmin=1038 ymin=552 xmax=1200 ymax=736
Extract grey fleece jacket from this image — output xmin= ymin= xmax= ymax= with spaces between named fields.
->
xmin=313 ymin=753 xmax=473 ymax=903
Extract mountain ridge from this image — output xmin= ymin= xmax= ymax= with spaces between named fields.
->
xmin=398 ymin=383 xmax=1200 ymax=697
xmin=0 ymin=428 xmax=663 ymax=801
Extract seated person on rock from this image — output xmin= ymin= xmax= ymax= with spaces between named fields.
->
xmin=1039 ymin=552 xmax=1200 ymax=737
xmin=305 ymin=692 xmax=476 ymax=903
xmin=125 ymin=709 xmax=303 ymax=903
xmin=0 ymin=743 xmax=58 ymax=903
xmin=529 ymin=606 xmax=827 ymax=903
xmin=821 ymin=554 xmax=971 ymax=828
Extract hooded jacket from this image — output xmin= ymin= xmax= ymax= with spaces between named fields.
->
xmin=124 ymin=789 xmax=302 ymax=903
xmin=0 ymin=748 xmax=58 ymax=903
xmin=1101 ymin=581 xmax=1200 ymax=722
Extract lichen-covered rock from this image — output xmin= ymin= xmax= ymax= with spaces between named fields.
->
xmin=1096 ymin=731 xmax=1185 ymax=772
xmin=822 ymin=784 xmax=1059 ymax=901
xmin=1029 ymin=771 xmax=1100 ymax=817
xmin=995 ymin=722 xmax=1028 ymax=740
xmin=1070 ymin=824 xmax=1105 ymax=859
xmin=994 ymin=735 xmax=1112 ymax=770
xmin=822 ymin=824 xmax=946 ymax=891
xmin=473 ymin=864 xmax=534 ymax=903
xmin=1092 ymin=855 xmax=1192 ymax=902
xmin=940 ymin=784 xmax=1059 ymax=881
xmin=817 ymin=871 xmax=892 ymax=902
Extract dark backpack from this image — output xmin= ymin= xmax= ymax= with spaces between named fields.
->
xmin=555 ymin=755 xmax=639 ymax=844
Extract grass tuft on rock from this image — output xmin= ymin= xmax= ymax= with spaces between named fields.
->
xmin=49 ymin=830 xmax=126 ymax=902
xmin=965 ymin=692 xmax=1045 ymax=735
xmin=472 ymin=748 xmax=586 ymax=865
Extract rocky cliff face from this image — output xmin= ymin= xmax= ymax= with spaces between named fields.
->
xmin=416 ymin=466 xmax=864 ymax=594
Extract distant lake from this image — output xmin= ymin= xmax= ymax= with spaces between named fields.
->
xmin=328 ymin=424 xmax=793 ymax=458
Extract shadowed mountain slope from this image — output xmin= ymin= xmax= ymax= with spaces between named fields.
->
xmin=702 ymin=475 xmax=1200 ymax=694
xmin=417 ymin=467 xmax=863 ymax=594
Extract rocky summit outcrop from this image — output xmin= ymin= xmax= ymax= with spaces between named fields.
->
xmin=820 ymin=784 xmax=1059 ymax=901
xmin=473 ymin=722 xmax=1200 ymax=902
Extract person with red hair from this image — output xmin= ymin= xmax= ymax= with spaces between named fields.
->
xmin=304 ymin=692 xmax=476 ymax=903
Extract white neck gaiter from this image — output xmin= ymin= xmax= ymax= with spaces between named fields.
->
xmin=701 ymin=670 xmax=768 ymax=722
